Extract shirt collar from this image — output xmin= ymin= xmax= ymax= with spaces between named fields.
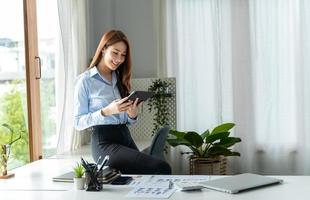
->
xmin=89 ymin=66 xmax=117 ymax=87
xmin=89 ymin=66 xmax=99 ymax=77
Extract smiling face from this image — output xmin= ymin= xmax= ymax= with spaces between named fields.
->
xmin=102 ymin=41 xmax=127 ymax=71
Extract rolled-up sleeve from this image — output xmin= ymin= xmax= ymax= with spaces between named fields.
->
xmin=74 ymin=77 xmax=105 ymax=131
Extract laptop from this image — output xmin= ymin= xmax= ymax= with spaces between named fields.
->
xmin=200 ymin=173 xmax=283 ymax=194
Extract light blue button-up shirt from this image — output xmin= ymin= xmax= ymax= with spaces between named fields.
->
xmin=74 ymin=67 xmax=136 ymax=131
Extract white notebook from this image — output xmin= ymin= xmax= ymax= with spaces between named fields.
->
xmin=52 ymin=166 xmax=114 ymax=183
xmin=52 ymin=171 xmax=75 ymax=182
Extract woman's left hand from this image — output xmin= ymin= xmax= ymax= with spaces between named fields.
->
xmin=127 ymin=98 xmax=140 ymax=119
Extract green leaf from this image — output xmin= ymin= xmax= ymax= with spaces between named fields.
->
xmin=1 ymin=123 xmax=13 ymax=134
xmin=188 ymin=146 xmax=202 ymax=157
xmin=184 ymin=131 xmax=203 ymax=148
xmin=214 ymin=137 xmax=241 ymax=147
xmin=200 ymin=129 xmax=210 ymax=140
xmin=168 ymin=129 xmax=186 ymax=139
xmin=207 ymin=146 xmax=241 ymax=157
xmin=229 ymin=152 xmax=241 ymax=156
xmin=166 ymin=138 xmax=191 ymax=147
xmin=205 ymin=132 xmax=230 ymax=144
xmin=211 ymin=123 xmax=235 ymax=135
xmin=73 ymin=162 xmax=85 ymax=178
xmin=207 ymin=146 xmax=233 ymax=156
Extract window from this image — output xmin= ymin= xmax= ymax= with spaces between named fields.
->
xmin=0 ymin=0 xmax=29 ymax=169
xmin=0 ymin=0 xmax=58 ymax=169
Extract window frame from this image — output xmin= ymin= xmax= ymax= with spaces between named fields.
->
xmin=23 ymin=0 xmax=42 ymax=161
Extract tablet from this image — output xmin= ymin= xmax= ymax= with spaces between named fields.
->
xmin=127 ymin=91 xmax=155 ymax=104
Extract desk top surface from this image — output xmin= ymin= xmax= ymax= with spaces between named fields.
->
xmin=0 ymin=158 xmax=309 ymax=200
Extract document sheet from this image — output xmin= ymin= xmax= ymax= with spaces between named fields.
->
xmin=126 ymin=175 xmax=210 ymax=198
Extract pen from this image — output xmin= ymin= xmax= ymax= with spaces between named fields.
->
xmin=98 ymin=155 xmax=109 ymax=172
xmin=91 ymin=156 xmax=101 ymax=177
xmin=95 ymin=156 xmax=102 ymax=167
xmin=81 ymin=157 xmax=91 ymax=172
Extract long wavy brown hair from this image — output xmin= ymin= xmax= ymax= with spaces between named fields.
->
xmin=88 ymin=30 xmax=132 ymax=97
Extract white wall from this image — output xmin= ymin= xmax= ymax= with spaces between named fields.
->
xmin=87 ymin=0 xmax=160 ymax=78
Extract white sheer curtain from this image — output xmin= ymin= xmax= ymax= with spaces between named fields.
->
xmin=245 ymin=0 xmax=310 ymax=175
xmin=165 ymin=0 xmax=310 ymax=175
xmin=56 ymin=0 xmax=88 ymax=154
xmin=166 ymin=0 xmax=233 ymax=133
xmin=165 ymin=0 xmax=234 ymax=174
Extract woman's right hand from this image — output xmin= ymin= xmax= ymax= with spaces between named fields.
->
xmin=101 ymin=97 xmax=132 ymax=116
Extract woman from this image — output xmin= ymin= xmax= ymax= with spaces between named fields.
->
xmin=74 ymin=30 xmax=171 ymax=174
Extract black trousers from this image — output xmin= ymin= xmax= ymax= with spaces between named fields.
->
xmin=91 ymin=124 xmax=171 ymax=175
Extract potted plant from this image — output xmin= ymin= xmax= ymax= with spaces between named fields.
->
xmin=147 ymin=79 xmax=172 ymax=135
xmin=0 ymin=123 xmax=21 ymax=179
xmin=167 ymin=123 xmax=241 ymax=175
xmin=73 ymin=162 xmax=85 ymax=190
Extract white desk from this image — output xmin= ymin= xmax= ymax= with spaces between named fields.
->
xmin=1 ymin=158 xmax=309 ymax=199
xmin=0 ymin=158 xmax=76 ymax=191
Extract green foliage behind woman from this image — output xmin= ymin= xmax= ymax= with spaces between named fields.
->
xmin=0 ymin=81 xmax=29 ymax=169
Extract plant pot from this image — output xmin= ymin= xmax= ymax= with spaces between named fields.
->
xmin=189 ymin=156 xmax=227 ymax=175
xmin=74 ymin=177 xmax=85 ymax=190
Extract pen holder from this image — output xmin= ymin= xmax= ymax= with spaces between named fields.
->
xmin=85 ymin=163 xmax=102 ymax=191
